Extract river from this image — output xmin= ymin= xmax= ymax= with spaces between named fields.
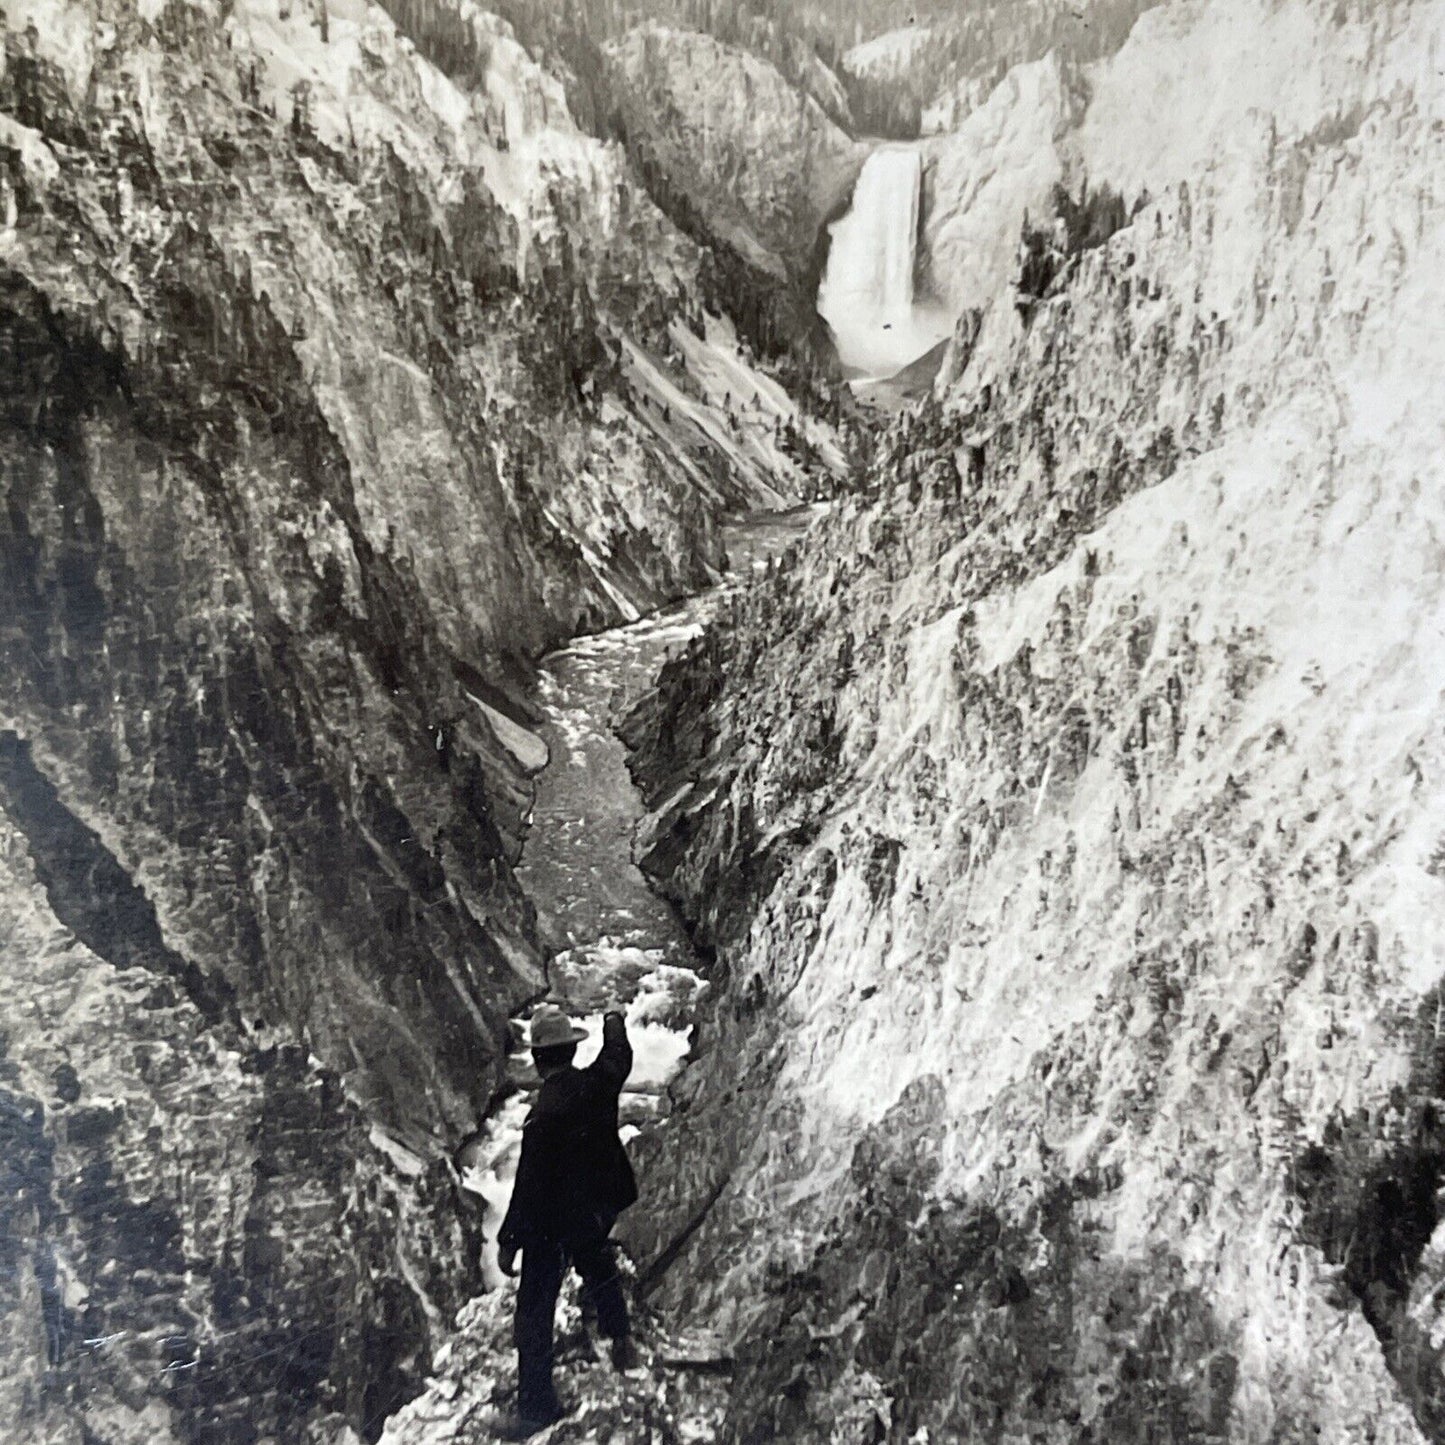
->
xmin=461 ymin=507 xmax=819 ymax=1287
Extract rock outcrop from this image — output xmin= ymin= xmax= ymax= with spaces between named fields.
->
xmin=626 ymin=0 xmax=1445 ymax=1438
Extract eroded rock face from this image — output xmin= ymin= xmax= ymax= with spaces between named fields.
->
xmin=606 ymin=24 xmax=863 ymax=286
xmin=913 ymin=0 xmax=1157 ymax=135
xmin=0 ymin=207 xmax=520 ymax=1445
xmin=626 ymin=0 xmax=1445 ymax=1438
xmin=0 ymin=0 xmax=797 ymax=1437
xmin=0 ymin=806 xmax=487 ymax=1442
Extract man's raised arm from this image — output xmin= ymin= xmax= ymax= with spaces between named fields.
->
xmin=591 ymin=1009 xmax=633 ymax=1092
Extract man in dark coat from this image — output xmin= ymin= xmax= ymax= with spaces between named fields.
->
xmin=498 ymin=1004 xmax=639 ymax=1431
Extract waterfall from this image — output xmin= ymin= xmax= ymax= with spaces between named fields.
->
xmin=848 ymin=148 xmax=921 ymax=318
xmin=817 ymin=146 xmax=952 ymax=380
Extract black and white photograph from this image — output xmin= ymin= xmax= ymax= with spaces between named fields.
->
xmin=1 ymin=0 xmax=1441 ymax=1439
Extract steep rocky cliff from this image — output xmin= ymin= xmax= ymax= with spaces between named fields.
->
xmin=626 ymin=0 xmax=1445 ymax=1438
xmin=606 ymin=23 xmax=862 ymax=297
xmin=0 ymin=0 xmax=820 ymax=1437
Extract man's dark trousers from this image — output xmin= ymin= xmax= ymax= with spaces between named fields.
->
xmin=515 ymin=1226 xmax=629 ymax=1416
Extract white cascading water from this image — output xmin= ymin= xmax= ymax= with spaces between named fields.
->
xmin=817 ymin=146 xmax=953 ymax=379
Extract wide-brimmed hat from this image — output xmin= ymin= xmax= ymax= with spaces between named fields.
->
xmin=526 ymin=1004 xmax=589 ymax=1050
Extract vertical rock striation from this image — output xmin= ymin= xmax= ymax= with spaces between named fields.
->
xmin=626 ymin=0 xmax=1445 ymax=1438
xmin=0 ymin=0 xmax=807 ymax=1437
xmin=605 ymin=21 xmax=864 ymax=350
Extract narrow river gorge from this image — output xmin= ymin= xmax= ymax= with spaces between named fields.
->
xmin=462 ymin=512 xmax=817 ymax=1284
xmin=383 ymin=509 xmax=820 ymax=1443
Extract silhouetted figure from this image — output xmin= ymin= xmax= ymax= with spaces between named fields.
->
xmin=498 ymin=1005 xmax=638 ymax=1433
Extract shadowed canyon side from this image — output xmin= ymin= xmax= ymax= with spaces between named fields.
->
xmin=0 ymin=0 xmax=838 ymax=1437
xmin=602 ymin=23 xmax=863 ymax=301
xmin=625 ymin=0 xmax=1445 ymax=1439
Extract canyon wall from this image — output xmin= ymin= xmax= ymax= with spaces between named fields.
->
xmin=627 ymin=0 xmax=1445 ymax=1439
xmin=0 ymin=0 xmax=802 ymax=1437
xmin=605 ymin=23 xmax=863 ymax=289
